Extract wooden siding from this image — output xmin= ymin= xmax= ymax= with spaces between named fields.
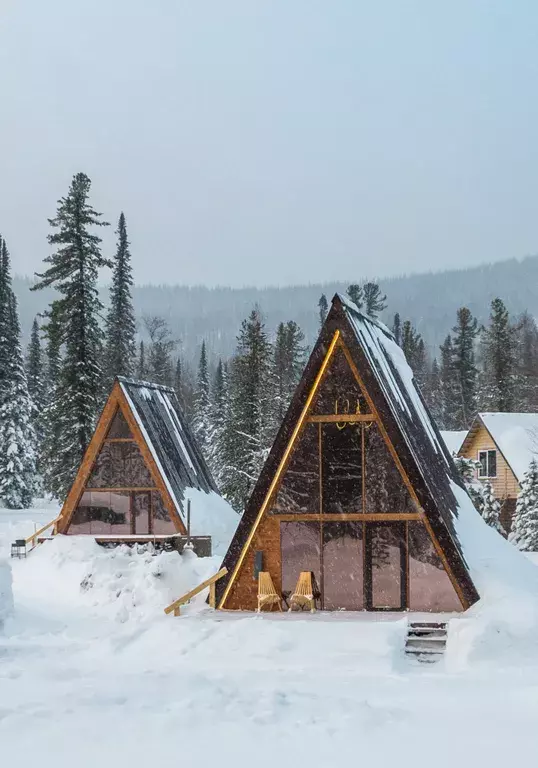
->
xmin=225 ymin=516 xmax=281 ymax=611
xmin=459 ymin=423 xmax=520 ymax=501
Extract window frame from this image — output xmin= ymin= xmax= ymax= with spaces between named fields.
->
xmin=478 ymin=449 xmax=497 ymax=478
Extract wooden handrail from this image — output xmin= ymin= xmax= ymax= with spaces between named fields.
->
xmin=25 ymin=516 xmax=61 ymax=550
xmin=164 ymin=567 xmax=228 ymax=616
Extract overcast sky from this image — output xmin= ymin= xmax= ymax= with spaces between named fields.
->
xmin=1 ymin=1 xmax=538 ymax=287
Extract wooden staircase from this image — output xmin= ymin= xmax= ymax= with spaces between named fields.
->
xmin=405 ymin=621 xmax=448 ymax=663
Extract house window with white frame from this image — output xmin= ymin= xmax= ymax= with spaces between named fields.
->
xmin=478 ymin=449 xmax=497 ymax=478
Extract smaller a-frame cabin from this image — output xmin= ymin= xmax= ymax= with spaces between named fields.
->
xmin=57 ymin=377 xmax=221 ymax=548
xmin=216 ymin=295 xmax=481 ymax=613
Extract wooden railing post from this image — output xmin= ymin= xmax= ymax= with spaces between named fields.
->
xmin=24 ymin=516 xmax=62 ymax=551
xmin=164 ymin=567 xmax=227 ymax=616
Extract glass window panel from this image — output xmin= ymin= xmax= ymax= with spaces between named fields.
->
xmin=88 ymin=491 xmax=113 ymax=535
xmin=487 ymin=450 xmax=497 ymax=478
xmin=478 ymin=451 xmax=488 ymax=478
xmin=69 ymin=491 xmax=132 ymax=535
xmin=280 ymin=522 xmax=321 ymax=600
xmin=368 ymin=523 xmax=405 ymax=609
xmin=364 ymin=424 xmax=416 ymax=513
xmin=108 ymin=491 xmax=131 ymax=534
xmin=68 ymin=492 xmax=92 ymax=534
xmin=321 ymin=424 xmax=363 ymax=513
xmin=132 ymin=492 xmax=151 ymax=534
xmin=87 ymin=443 xmax=112 ymax=488
xmin=86 ymin=442 xmax=154 ymax=488
xmin=271 ymin=423 xmax=319 ymax=514
xmin=124 ymin=443 xmax=154 ymax=487
xmin=152 ymin=491 xmax=176 ymax=534
xmin=408 ymin=522 xmax=462 ymax=612
xmin=106 ymin=409 xmax=133 ymax=439
xmin=311 ymin=346 xmax=370 ymax=416
xmin=109 ymin=444 xmax=126 ymax=487
xmin=323 ymin=522 xmax=364 ymax=610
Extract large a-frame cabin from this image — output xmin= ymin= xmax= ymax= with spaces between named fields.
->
xmin=57 ymin=377 xmax=219 ymax=545
xmin=216 ymin=295 xmax=480 ymax=613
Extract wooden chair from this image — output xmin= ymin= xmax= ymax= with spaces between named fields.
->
xmin=289 ymin=571 xmax=318 ymax=612
xmin=257 ymin=571 xmax=282 ymax=612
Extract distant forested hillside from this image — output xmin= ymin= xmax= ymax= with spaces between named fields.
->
xmin=14 ymin=254 xmax=538 ymax=366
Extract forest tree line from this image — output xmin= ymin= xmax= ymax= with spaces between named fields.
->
xmin=1 ymin=172 xmax=538 ymax=514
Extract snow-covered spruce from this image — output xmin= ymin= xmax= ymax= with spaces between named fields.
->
xmin=453 ymin=456 xmax=503 ymax=534
xmin=0 ymin=558 xmax=13 ymax=627
xmin=192 ymin=340 xmax=211 ymax=459
xmin=220 ymin=308 xmax=273 ymax=512
xmin=510 ymin=459 xmax=538 ymax=551
xmin=31 ymin=172 xmax=111 ymax=499
xmin=480 ymin=480 xmax=504 ymax=536
xmin=0 ymin=238 xmax=37 ymax=508
xmin=207 ymin=358 xmax=228 ymax=490
xmin=103 ymin=212 xmax=136 ymax=388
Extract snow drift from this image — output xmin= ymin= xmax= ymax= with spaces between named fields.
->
xmin=0 ymin=557 xmax=13 ymax=626
xmin=15 ymin=535 xmax=222 ymax=623
xmin=184 ymin=487 xmax=238 ymax=555
xmin=447 ymin=481 xmax=538 ymax=668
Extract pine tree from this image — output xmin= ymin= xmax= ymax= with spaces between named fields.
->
xmin=26 ymin=318 xmax=44 ymax=408
xmin=453 ymin=455 xmax=486 ymax=514
xmin=221 ymin=308 xmax=273 ymax=511
xmin=452 ymin=307 xmax=479 ymax=428
xmin=26 ymin=317 xmax=45 ymax=483
xmin=40 ymin=302 xmax=63 ymax=496
xmin=31 ymin=172 xmax=111 ymax=499
xmin=423 ymin=358 xmax=443 ymax=426
xmin=480 ymin=298 xmax=517 ymax=412
xmin=271 ymin=320 xmax=306 ymax=434
xmin=480 ymin=480 xmax=504 ymax=535
xmin=144 ymin=316 xmax=176 ymax=386
xmin=392 ymin=313 xmax=402 ymax=346
xmin=510 ymin=459 xmax=538 ymax=551
xmin=192 ymin=341 xmax=211 ymax=457
xmin=0 ymin=237 xmax=12 ymax=408
xmin=515 ymin=311 xmax=538 ymax=411
xmin=363 ymin=282 xmax=387 ymax=318
xmin=104 ymin=212 xmax=136 ymax=387
xmin=137 ymin=340 xmax=147 ymax=379
xmin=0 ymin=238 xmax=37 ymax=508
xmin=346 ymin=284 xmax=363 ymax=310
xmin=439 ymin=334 xmax=460 ymax=430
xmin=318 ymin=294 xmax=328 ymax=328
xmin=401 ymin=320 xmax=427 ymax=388
xmin=174 ymin=356 xmax=185 ymax=409
xmin=207 ymin=359 xmax=227 ymax=488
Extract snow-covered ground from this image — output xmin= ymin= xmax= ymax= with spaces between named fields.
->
xmin=2 ymin=508 xmax=538 ymax=768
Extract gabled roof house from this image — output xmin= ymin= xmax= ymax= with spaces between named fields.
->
xmin=57 ymin=377 xmax=237 ymax=552
xmin=458 ymin=412 xmax=538 ymax=532
xmin=216 ymin=294 xmax=483 ymax=613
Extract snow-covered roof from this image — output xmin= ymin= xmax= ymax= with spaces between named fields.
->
xmin=475 ymin=413 xmax=538 ymax=482
xmin=337 ymin=298 xmax=538 ymax=608
xmin=118 ymin=377 xmax=217 ymax=524
xmin=440 ymin=430 xmax=468 ymax=456
xmin=338 ymin=296 xmax=470 ymax=545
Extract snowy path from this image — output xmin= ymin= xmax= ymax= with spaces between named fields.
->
xmin=3 ymin=603 xmax=538 ymax=768
xmin=1 ymin=517 xmax=538 ymax=767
